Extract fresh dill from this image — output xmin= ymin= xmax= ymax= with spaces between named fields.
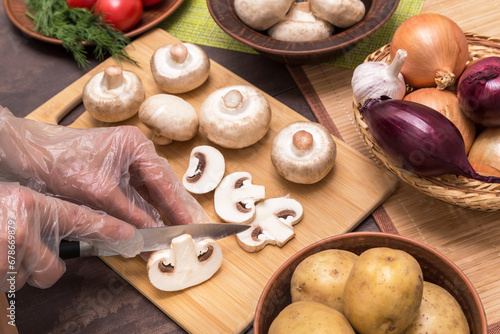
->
xmin=25 ymin=0 xmax=138 ymax=67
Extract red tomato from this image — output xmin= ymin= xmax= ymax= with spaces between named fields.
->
xmin=142 ymin=0 xmax=164 ymax=6
xmin=66 ymin=0 xmax=96 ymax=10
xmin=95 ymin=0 xmax=143 ymax=32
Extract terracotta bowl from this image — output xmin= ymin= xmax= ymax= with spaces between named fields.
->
xmin=254 ymin=232 xmax=487 ymax=333
xmin=206 ymin=0 xmax=400 ymax=65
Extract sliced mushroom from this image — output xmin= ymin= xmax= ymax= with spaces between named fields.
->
xmin=182 ymin=145 xmax=225 ymax=194
xmin=271 ymin=121 xmax=337 ymax=184
xmin=214 ymin=171 xmax=266 ymax=224
xmin=82 ymin=65 xmax=145 ymax=123
xmin=151 ymin=43 xmax=210 ymax=94
xmin=236 ymin=197 xmax=304 ymax=252
xmin=147 ymin=234 xmax=223 ymax=291
xmin=199 ymin=85 xmax=272 ymax=149
xmin=234 ymin=0 xmax=295 ymax=31
xmin=268 ymin=1 xmax=334 ymax=42
xmin=310 ymin=0 xmax=365 ymax=28
xmin=138 ymin=94 xmax=198 ymax=145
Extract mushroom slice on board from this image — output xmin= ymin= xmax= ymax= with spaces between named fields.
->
xmin=236 ymin=197 xmax=304 ymax=252
xmin=214 ymin=171 xmax=266 ymax=224
xmin=82 ymin=65 xmax=146 ymax=123
xmin=150 ymin=43 xmax=210 ymax=94
xmin=182 ymin=145 xmax=225 ymax=194
xmin=268 ymin=1 xmax=334 ymax=42
xmin=138 ymin=94 xmax=199 ymax=145
xmin=147 ymin=234 xmax=223 ymax=291
xmin=199 ymin=85 xmax=272 ymax=149
xmin=271 ymin=121 xmax=337 ymax=184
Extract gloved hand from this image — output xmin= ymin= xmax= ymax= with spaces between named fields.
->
xmin=0 ymin=106 xmax=211 ymax=228
xmin=0 ymin=182 xmax=143 ymax=290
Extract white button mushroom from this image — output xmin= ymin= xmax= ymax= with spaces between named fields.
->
xmin=310 ymin=0 xmax=365 ymax=29
xmin=214 ymin=171 xmax=266 ymax=224
xmin=138 ymin=94 xmax=199 ymax=145
xmin=271 ymin=121 xmax=337 ymax=184
xmin=150 ymin=43 xmax=210 ymax=94
xmin=182 ymin=145 xmax=225 ymax=194
xmin=199 ymin=85 xmax=272 ymax=149
xmin=268 ymin=1 xmax=334 ymax=42
xmin=236 ymin=197 xmax=304 ymax=253
xmin=234 ymin=0 xmax=295 ymax=31
xmin=82 ymin=65 xmax=146 ymax=123
xmin=147 ymin=234 xmax=223 ymax=291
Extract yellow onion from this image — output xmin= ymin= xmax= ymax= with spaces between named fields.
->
xmin=404 ymin=88 xmax=476 ymax=153
xmin=390 ymin=13 xmax=469 ymax=90
xmin=468 ymin=128 xmax=500 ymax=177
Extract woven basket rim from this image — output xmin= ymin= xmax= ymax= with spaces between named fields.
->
xmin=353 ymin=33 xmax=500 ymax=211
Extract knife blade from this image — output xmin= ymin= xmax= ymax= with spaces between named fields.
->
xmin=59 ymin=223 xmax=250 ymax=259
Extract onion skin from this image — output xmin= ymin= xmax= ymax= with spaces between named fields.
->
xmin=404 ymin=88 xmax=476 ymax=153
xmin=360 ymin=97 xmax=500 ymax=183
xmin=390 ymin=13 xmax=468 ymax=90
xmin=468 ymin=128 xmax=500 ymax=177
xmin=457 ymin=56 xmax=500 ymax=127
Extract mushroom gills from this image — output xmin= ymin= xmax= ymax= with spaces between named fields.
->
xmin=182 ymin=145 xmax=225 ymax=194
xmin=236 ymin=197 xmax=304 ymax=252
xmin=147 ymin=234 xmax=223 ymax=291
xmin=214 ymin=171 xmax=265 ymax=224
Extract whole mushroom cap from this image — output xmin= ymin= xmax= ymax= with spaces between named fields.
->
xmin=310 ymin=0 xmax=365 ymax=28
xmin=268 ymin=1 xmax=334 ymax=42
xmin=151 ymin=43 xmax=210 ymax=94
xmin=83 ymin=65 xmax=145 ymax=123
xmin=271 ymin=121 xmax=337 ymax=184
xmin=139 ymin=94 xmax=199 ymax=145
xmin=199 ymin=85 xmax=272 ymax=149
xmin=234 ymin=0 xmax=295 ymax=31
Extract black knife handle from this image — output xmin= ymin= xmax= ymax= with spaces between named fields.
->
xmin=59 ymin=240 xmax=80 ymax=259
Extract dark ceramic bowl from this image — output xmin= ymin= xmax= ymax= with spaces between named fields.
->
xmin=207 ymin=0 xmax=400 ymax=65
xmin=254 ymin=232 xmax=487 ymax=333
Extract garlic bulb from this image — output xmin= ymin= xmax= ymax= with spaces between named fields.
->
xmin=352 ymin=49 xmax=407 ymax=106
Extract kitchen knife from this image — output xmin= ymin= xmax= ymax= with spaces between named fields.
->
xmin=59 ymin=223 xmax=250 ymax=259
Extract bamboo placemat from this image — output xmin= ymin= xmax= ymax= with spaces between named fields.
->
xmin=159 ymin=0 xmax=424 ymax=69
xmin=291 ymin=0 xmax=500 ymax=331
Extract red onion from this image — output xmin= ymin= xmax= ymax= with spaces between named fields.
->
xmin=360 ymin=97 xmax=500 ymax=183
xmin=457 ymin=56 xmax=500 ymax=127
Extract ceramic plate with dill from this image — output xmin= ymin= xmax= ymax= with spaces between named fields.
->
xmin=4 ymin=0 xmax=185 ymax=67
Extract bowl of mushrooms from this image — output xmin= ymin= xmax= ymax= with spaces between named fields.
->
xmin=207 ymin=0 xmax=400 ymax=65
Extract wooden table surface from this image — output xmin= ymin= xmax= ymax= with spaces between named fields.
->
xmin=0 ymin=4 xmax=379 ymax=334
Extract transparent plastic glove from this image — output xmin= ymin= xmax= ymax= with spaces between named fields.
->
xmin=0 ymin=182 xmax=143 ymax=290
xmin=0 ymin=106 xmax=211 ymax=228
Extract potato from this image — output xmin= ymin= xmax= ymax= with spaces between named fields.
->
xmin=402 ymin=281 xmax=470 ymax=334
xmin=269 ymin=300 xmax=355 ymax=334
xmin=290 ymin=249 xmax=358 ymax=313
xmin=343 ymin=247 xmax=424 ymax=334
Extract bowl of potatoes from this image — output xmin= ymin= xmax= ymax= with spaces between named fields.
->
xmin=254 ymin=232 xmax=487 ymax=334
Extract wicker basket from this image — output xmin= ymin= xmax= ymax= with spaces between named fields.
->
xmin=353 ymin=33 xmax=500 ymax=212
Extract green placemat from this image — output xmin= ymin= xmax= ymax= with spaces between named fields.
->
xmin=159 ymin=0 xmax=424 ymax=69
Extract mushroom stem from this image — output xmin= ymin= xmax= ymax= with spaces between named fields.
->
xmin=293 ymin=130 xmax=314 ymax=151
xmin=170 ymin=43 xmax=189 ymax=64
xmin=102 ymin=65 xmax=124 ymax=90
xmin=222 ymin=89 xmax=244 ymax=110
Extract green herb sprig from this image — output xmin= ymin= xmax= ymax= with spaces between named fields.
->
xmin=26 ymin=0 xmax=138 ymax=67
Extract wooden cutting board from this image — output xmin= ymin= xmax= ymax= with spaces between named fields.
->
xmin=26 ymin=29 xmax=397 ymax=333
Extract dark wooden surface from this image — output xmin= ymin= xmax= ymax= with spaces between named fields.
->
xmin=0 ymin=3 xmax=378 ymax=333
